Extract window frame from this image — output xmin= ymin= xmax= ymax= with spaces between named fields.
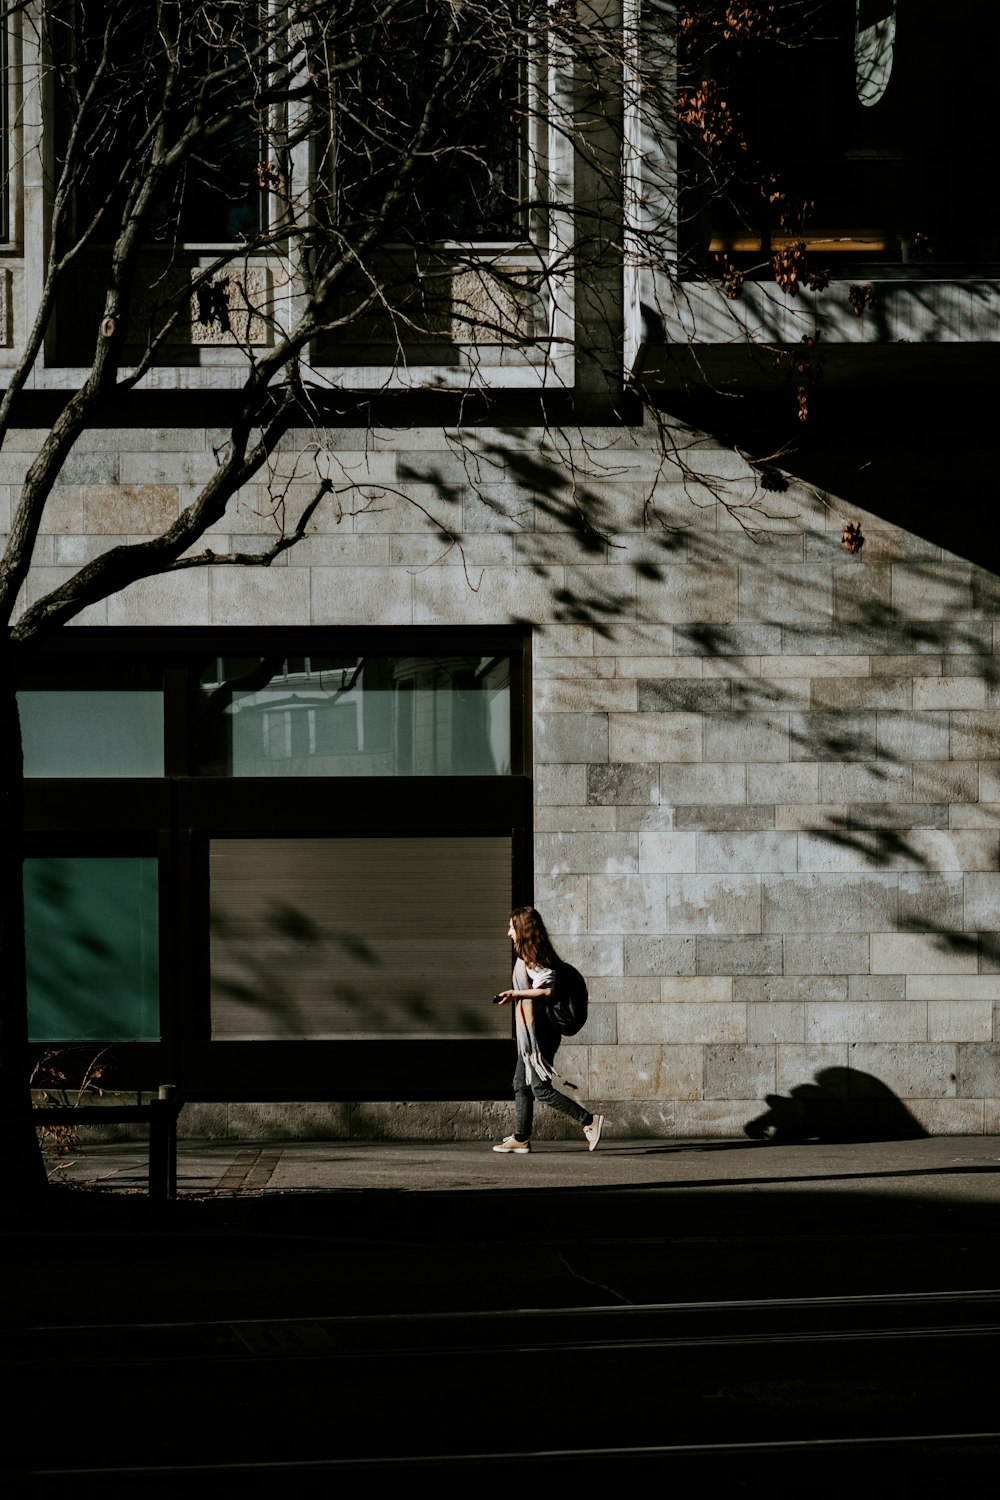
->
xmin=22 ymin=2 xmax=576 ymax=387
xmin=20 ymin=626 xmax=533 ymax=1101
xmin=51 ymin=1 xmax=279 ymax=253
xmin=309 ymin=4 xmax=576 ymax=383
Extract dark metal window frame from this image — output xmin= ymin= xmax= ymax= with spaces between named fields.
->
xmin=21 ymin=626 xmax=532 ymax=1101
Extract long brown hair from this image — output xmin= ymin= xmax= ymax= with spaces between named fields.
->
xmin=510 ymin=906 xmax=561 ymax=969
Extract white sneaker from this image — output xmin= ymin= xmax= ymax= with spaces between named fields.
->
xmin=492 ymin=1135 xmax=530 ymax=1153
xmin=583 ymin=1115 xmax=604 ymax=1151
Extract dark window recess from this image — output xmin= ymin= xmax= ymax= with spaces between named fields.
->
xmin=54 ymin=2 xmax=264 ymax=245
xmin=326 ymin=0 xmax=526 ymax=241
xmin=678 ymin=0 xmax=1000 ymax=269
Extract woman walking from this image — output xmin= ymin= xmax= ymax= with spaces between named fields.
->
xmin=492 ymin=906 xmax=604 ymax=1154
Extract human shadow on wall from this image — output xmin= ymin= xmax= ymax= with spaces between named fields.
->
xmin=744 ymin=1068 xmax=928 ymax=1144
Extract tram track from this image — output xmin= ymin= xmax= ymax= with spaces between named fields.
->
xmin=16 ymin=1285 xmax=1000 ymax=1364
xmin=13 ymin=1287 xmax=1000 ymax=1479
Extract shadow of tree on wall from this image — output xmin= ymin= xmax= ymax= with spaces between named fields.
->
xmin=744 ymin=1068 xmax=928 ymax=1144
xmin=470 ymin=414 xmax=1000 ymax=1128
xmin=179 ymin=419 xmax=1000 ymax=1121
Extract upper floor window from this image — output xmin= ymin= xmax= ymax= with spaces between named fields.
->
xmin=53 ymin=0 xmax=268 ymax=249
xmin=52 ymin=0 xmax=532 ymax=255
xmin=320 ymin=0 xmax=528 ymax=244
xmin=43 ymin=2 xmax=545 ymax=369
xmin=679 ymin=0 xmax=1000 ymax=271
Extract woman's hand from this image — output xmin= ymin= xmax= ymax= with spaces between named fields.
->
xmin=494 ymin=990 xmax=516 ymax=1004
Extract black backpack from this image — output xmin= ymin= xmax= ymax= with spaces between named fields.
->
xmin=549 ymin=962 xmax=589 ymax=1036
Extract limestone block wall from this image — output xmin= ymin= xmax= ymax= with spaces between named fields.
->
xmin=12 ymin=419 xmax=1000 ymax=1138
xmin=523 ymin=443 xmax=1000 ymax=1139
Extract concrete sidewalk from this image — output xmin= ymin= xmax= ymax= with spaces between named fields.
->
xmin=43 ymin=1130 xmax=1000 ymax=1203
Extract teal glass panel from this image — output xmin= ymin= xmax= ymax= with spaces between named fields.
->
xmin=18 ymin=691 xmax=163 ymax=777
xmin=192 ymin=655 xmax=511 ymax=776
xmin=25 ymin=858 xmax=160 ymax=1041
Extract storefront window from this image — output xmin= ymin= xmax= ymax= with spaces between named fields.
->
xmin=19 ymin=628 xmax=526 ymax=1091
xmin=18 ymin=691 xmax=164 ymax=777
xmin=210 ymin=836 xmax=511 ymax=1040
xmin=191 ymin=654 xmax=512 ymax=776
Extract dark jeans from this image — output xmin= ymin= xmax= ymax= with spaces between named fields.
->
xmin=514 ymin=1052 xmax=591 ymax=1138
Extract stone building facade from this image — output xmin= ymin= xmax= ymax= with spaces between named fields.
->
xmin=14 ymin=413 xmax=1000 ymax=1140
xmin=10 ymin=3 xmax=1000 ymax=1139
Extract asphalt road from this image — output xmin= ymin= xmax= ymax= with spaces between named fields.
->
xmin=8 ymin=1135 xmax=1000 ymax=1482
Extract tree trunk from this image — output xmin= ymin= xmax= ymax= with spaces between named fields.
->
xmin=0 ymin=642 xmax=48 ymax=1197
